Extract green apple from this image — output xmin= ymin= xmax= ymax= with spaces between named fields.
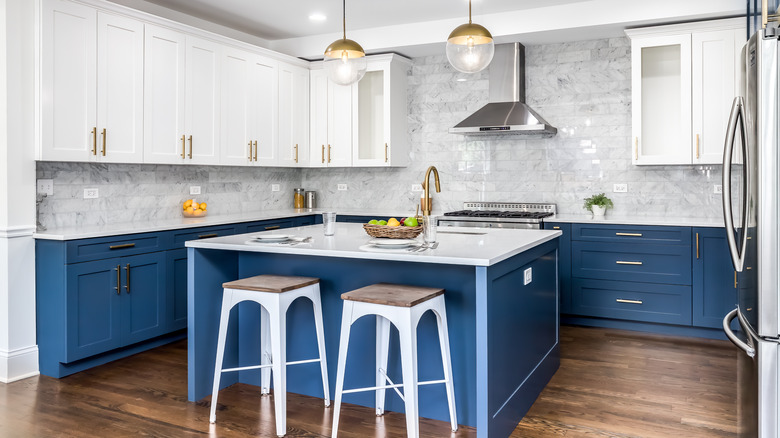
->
xmin=368 ymin=219 xmax=379 ymax=225
xmin=378 ymin=220 xmax=388 ymax=225
xmin=403 ymin=217 xmax=418 ymax=227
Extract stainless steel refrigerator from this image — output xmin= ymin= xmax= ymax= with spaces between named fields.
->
xmin=722 ymin=27 xmax=780 ymax=438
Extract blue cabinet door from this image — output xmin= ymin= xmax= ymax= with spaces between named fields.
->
xmin=65 ymin=259 xmax=123 ymax=362
xmin=692 ymin=227 xmax=738 ymax=328
xmin=544 ymin=222 xmax=572 ymax=313
xmin=121 ymin=252 xmax=167 ymax=345
xmin=166 ymin=248 xmax=188 ymax=331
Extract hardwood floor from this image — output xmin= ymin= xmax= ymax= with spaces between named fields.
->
xmin=0 ymin=325 xmax=737 ymax=437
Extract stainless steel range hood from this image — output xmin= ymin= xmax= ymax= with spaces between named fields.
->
xmin=450 ymin=43 xmax=557 ymax=136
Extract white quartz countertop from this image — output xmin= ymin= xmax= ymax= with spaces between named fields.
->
xmin=32 ymin=208 xmax=406 ymax=241
xmin=548 ymin=214 xmax=725 ymax=228
xmin=186 ymin=223 xmax=562 ymax=267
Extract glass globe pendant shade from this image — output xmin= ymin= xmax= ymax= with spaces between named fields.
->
xmin=446 ymin=0 xmax=494 ymax=74
xmin=324 ymin=38 xmax=367 ymax=86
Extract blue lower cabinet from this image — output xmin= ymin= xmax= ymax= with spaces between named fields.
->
xmin=572 ymin=278 xmax=692 ymax=325
xmin=572 ymin=241 xmax=691 ymax=285
xmin=544 ymin=222 xmax=572 ymax=313
xmin=121 ymin=252 xmax=167 ymax=345
xmin=693 ymin=227 xmax=738 ymax=328
xmin=167 ymin=248 xmax=188 ymax=331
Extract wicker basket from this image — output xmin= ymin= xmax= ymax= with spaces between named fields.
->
xmin=363 ymin=224 xmax=423 ymax=239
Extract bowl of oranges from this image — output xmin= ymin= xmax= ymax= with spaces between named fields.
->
xmin=182 ymin=199 xmax=208 ymax=217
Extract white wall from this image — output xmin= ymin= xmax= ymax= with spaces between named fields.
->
xmin=0 ymin=0 xmax=39 ymax=382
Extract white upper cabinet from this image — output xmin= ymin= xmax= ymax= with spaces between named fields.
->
xmin=353 ymin=56 xmax=411 ymax=167
xmin=220 ymin=48 xmax=278 ymax=166
xmin=144 ymin=25 xmax=221 ymax=165
xmin=278 ymin=63 xmax=309 ymax=167
xmin=309 ymin=69 xmax=353 ymax=167
xmin=42 ymin=0 xmax=143 ymax=163
xmin=627 ymin=19 xmax=745 ymax=166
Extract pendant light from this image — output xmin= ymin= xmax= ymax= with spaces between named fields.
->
xmin=324 ymin=0 xmax=367 ymax=86
xmin=446 ymin=0 xmax=495 ymax=73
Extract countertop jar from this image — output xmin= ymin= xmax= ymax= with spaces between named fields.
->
xmin=293 ymin=188 xmax=305 ymax=208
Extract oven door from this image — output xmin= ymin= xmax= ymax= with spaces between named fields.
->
xmin=437 ymin=219 xmax=539 ymax=229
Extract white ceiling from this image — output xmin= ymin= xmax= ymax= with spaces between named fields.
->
xmin=107 ymin=0 xmax=745 ymax=59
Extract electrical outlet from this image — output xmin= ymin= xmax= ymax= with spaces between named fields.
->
xmin=37 ymin=179 xmax=54 ymax=196
xmin=83 ymin=188 xmax=99 ymax=199
xmin=524 ymin=267 xmax=532 ymax=285
xmin=337 ymin=184 xmax=347 ymax=191
xmin=714 ymin=184 xmax=723 ymax=194
xmin=613 ymin=183 xmax=628 ymax=193
xmin=271 ymin=184 xmax=280 ymax=192
xmin=190 ymin=186 xmax=201 ymax=195
xmin=411 ymin=183 xmax=423 ymax=192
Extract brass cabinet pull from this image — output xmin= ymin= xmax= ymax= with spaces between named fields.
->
xmin=92 ymin=127 xmax=97 ymax=155
xmin=327 ymin=144 xmax=331 ymax=163
xmin=696 ymin=232 xmax=700 ymax=259
xmin=124 ymin=263 xmax=130 ymax=293
xmin=616 ymin=232 xmax=642 ymax=237
xmin=294 ymin=144 xmax=299 ymax=163
xmin=321 ymin=145 xmax=325 ymax=164
xmin=616 ymin=261 xmax=643 ymax=265
xmin=109 ymin=243 xmax=136 ymax=250
xmin=384 ymin=143 xmax=388 ymax=163
xmin=198 ymin=233 xmax=218 ymax=239
xmin=101 ymin=128 xmax=106 ymax=156
xmin=114 ymin=265 xmax=121 ymax=295
xmin=253 ymin=141 xmax=258 ymax=161
xmin=248 ymin=141 xmax=253 ymax=160
xmin=696 ymin=134 xmax=700 ymax=159
xmin=734 ymin=271 xmax=737 ymax=288
xmin=264 ymin=225 xmax=281 ymax=230
xmin=553 ymin=226 xmax=560 ymax=230
xmin=634 ymin=137 xmax=638 ymax=160
xmin=182 ymin=135 xmax=187 ymax=159
xmin=188 ymin=135 xmax=193 ymax=159
xmin=616 ymin=298 xmax=643 ymax=305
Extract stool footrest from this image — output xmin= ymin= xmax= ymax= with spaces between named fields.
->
xmin=221 ymin=358 xmax=322 ymax=374
xmin=342 ymin=379 xmax=448 ymax=395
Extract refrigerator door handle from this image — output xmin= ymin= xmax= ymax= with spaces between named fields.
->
xmin=723 ymin=308 xmax=756 ymax=358
xmin=721 ymin=96 xmax=748 ymax=272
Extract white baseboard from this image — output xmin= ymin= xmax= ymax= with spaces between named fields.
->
xmin=0 ymin=345 xmax=39 ymax=383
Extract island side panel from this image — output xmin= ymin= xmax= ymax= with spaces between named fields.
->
xmin=476 ymin=239 xmax=560 ymax=438
xmin=235 ymin=253 xmax=480 ymax=427
xmin=187 ymin=247 xmax=239 ymax=401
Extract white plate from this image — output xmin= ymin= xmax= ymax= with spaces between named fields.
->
xmin=252 ymin=234 xmax=294 ymax=241
xmin=368 ymin=238 xmax=418 ymax=247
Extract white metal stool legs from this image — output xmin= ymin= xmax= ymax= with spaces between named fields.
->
xmin=332 ymin=295 xmax=457 ymax=438
xmin=209 ymin=283 xmax=329 ymax=438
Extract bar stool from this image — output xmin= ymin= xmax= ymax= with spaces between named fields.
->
xmin=331 ymin=283 xmax=457 ymax=438
xmin=209 ymin=275 xmax=330 ymax=437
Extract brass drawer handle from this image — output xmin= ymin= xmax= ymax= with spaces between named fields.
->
xmin=109 ymin=243 xmax=136 ymax=250
xmin=265 ymin=225 xmax=281 ymax=230
xmin=114 ymin=265 xmax=121 ymax=295
xmin=696 ymin=232 xmax=699 ymax=259
xmin=553 ymin=226 xmax=560 ymax=230
xmin=294 ymin=143 xmax=299 ymax=163
xmin=188 ymin=135 xmax=193 ymax=159
xmin=124 ymin=264 xmax=130 ymax=293
xmin=616 ymin=261 xmax=643 ymax=265
xmin=198 ymin=233 xmax=218 ymax=239
xmin=616 ymin=298 xmax=643 ymax=305
xmin=615 ymin=232 xmax=642 ymax=237
xmin=92 ymin=127 xmax=98 ymax=155
xmin=182 ymin=135 xmax=186 ymax=159
xmin=253 ymin=141 xmax=258 ymax=161
xmin=101 ymin=128 xmax=106 ymax=156
xmin=248 ymin=141 xmax=253 ymax=160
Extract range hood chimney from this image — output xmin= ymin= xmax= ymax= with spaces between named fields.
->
xmin=449 ymin=43 xmax=557 ymax=136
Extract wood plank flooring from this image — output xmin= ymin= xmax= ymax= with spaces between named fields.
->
xmin=0 ymin=325 xmax=737 ymax=437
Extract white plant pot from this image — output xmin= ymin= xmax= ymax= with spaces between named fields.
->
xmin=591 ymin=205 xmax=607 ymax=217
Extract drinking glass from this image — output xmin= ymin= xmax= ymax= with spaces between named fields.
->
xmin=423 ymin=215 xmax=437 ymax=243
xmin=322 ymin=212 xmax=337 ymax=236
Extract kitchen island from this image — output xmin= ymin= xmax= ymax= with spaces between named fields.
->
xmin=186 ymin=223 xmax=561 ymax=438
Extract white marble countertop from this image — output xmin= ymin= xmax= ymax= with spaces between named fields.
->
xmin=186 ymin=223 xmax=562 ymax=267
xmin=548 ymin=214 xmax=725 ymax=228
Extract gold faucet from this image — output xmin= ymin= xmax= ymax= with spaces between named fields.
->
xmin=421 ymin=165 xmax=441 ymax=216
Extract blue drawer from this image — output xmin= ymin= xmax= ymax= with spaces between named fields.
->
xmin=572 ymin=241 xmax=691 ymax=285
xmin=66 ymin=232 xmax=169 ymax=264
xmin=572 ymin=278 xmax=692 ymax=325
xmin=170 ymin=225 xmax=237 ymax=249
xmin=243 ymin=218 xmax=296 ymax=234
xmin=573 ymin=224 xmax=690 ymax=244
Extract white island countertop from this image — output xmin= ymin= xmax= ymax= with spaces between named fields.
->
xmin=186 ymin=223 xmax=562 ymax=267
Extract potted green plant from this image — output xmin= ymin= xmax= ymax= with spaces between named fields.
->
xmin=583 ymin=193 xmax=613 ymax=217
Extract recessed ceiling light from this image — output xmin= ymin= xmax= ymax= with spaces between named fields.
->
xmin=309 ymin=13 xmax=327 ymax=22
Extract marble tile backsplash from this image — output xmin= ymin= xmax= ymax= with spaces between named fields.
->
xmin=37 ymin=36 xmax=723 ymax=230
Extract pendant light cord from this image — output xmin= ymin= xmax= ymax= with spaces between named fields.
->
xmin=468 ymin=0 xmax=472 ymax=24
xmin=342 ymin=0 xmax=346 ymax=39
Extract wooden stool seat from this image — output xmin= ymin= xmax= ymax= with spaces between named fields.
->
xmin=340 ymin=283 xmax=444 ymax=307
xmin=222 ymin=274 xmax=319 ymax=293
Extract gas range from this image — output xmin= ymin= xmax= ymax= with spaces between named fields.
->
xmin=437 ymin=202 xmax=556 ymax=229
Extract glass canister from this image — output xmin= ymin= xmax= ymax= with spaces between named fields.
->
xmin=293 ymin=188 xmax=305 ymax=208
